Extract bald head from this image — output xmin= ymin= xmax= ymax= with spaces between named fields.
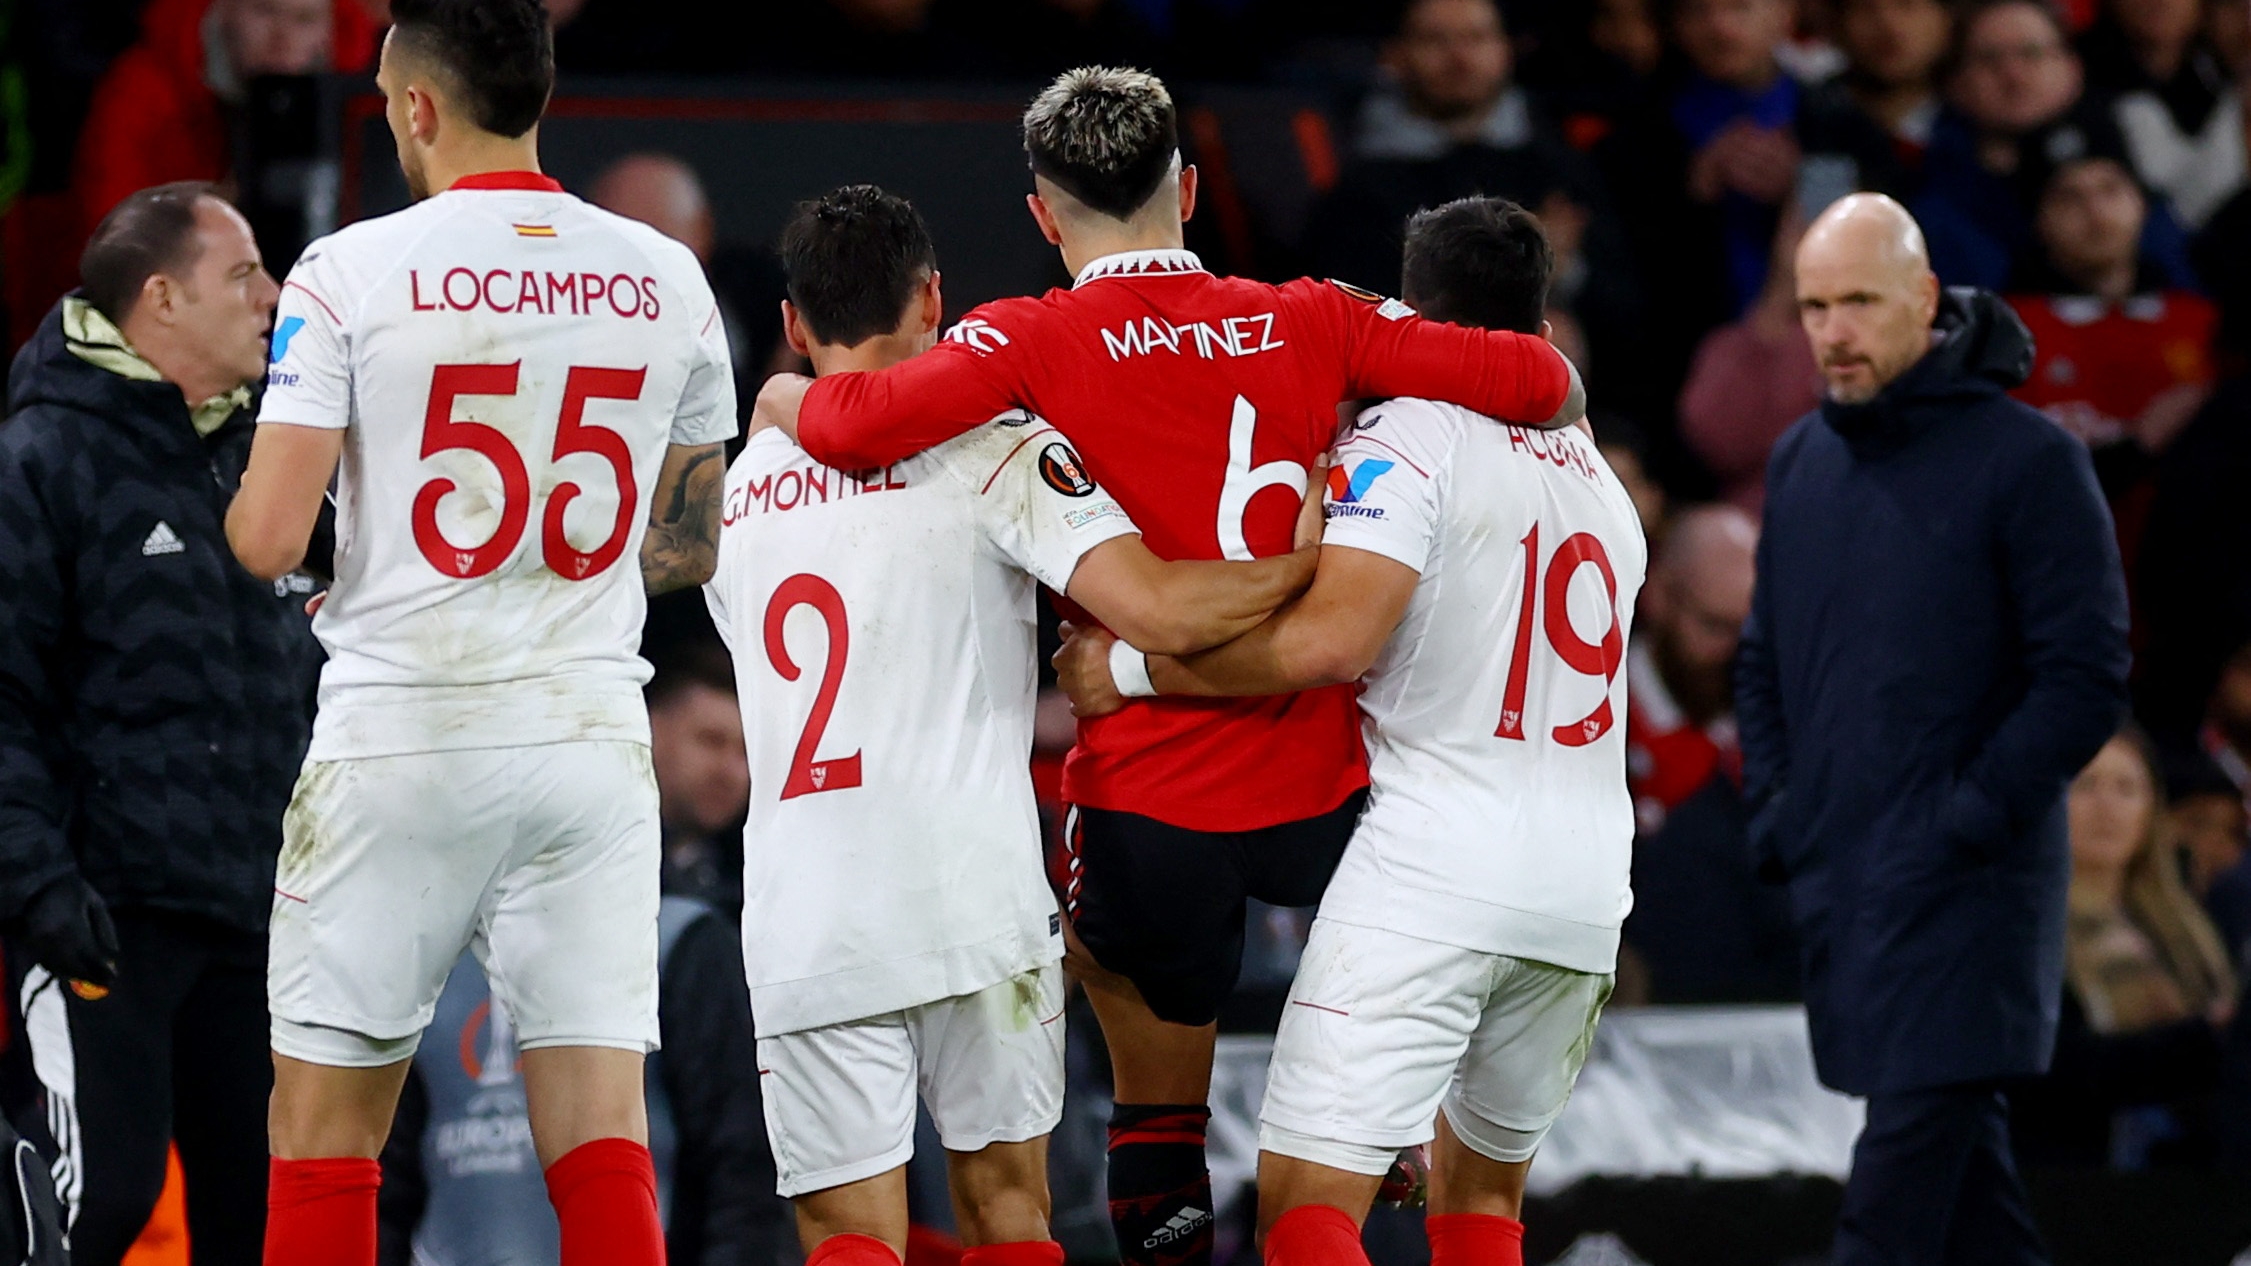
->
xmin=1646 ymin=504 xmax=1759 ymax=725
xmin=1794 ymin=193 xmax=1940 ymax=404
xmin=591 ymin=153 xmax=714 ymax=262
xmin=1657 ymin=504 xmax=1758 ymax=590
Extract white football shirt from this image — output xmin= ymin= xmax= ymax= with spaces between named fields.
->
xmin=1317 ymin=400 xmax=1647 ymax=973
xmin=260 ymin=173 xmax=737 ymax=761
xmin=705 ymin=414 xmax=1138 ymax=1036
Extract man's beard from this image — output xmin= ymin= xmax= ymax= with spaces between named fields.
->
xmin=1653 ymin=628 xmax=1735 ymax=728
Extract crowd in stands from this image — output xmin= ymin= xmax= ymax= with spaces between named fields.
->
xmin=6 ymin=0 xmax=2250 ymax=1198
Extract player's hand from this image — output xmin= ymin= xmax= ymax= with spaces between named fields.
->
xmin=16 ymin=873 xmax=120 ymax=990
xmin=304 ymin=590 xmax=327 ymax=617
xmin=750 ymin=372 xmax=815 ymax=444
xmin=1053 ymin=622 xmax=1126 ymax=719
xmin=1295 ymin=454 xmax=1332 ymax=552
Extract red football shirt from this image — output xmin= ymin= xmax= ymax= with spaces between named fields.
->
xmin=798 ymin=249 xmax=1573 ymax=831
xmin=2007 ymin=291 xmax=2216 ymax=447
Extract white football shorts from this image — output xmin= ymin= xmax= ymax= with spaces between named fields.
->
xmin=757 ymin=964 xmax=1066 ymax=1197
xmin=268 ymin=741 xmax=662 ymax=1067
xmin=1258 ymin=917 xmax=1612 ymax=1174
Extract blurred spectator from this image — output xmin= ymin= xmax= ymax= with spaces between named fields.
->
xmin=1627 ymin=504 xmax=1758 ymax=834
xmin=2077 ymin=0 xmax=2244 ymax=229
xmin=589 ymin=152 xmax=790 ymax=433
xmin=1599 ymin=0 xmax=1799 ymax=418
xmin=2006 ymin=138 xmax=2215 ymax=528
xmin=2166 ymin=746 xmax=2248 ymax=896
xmin=1911 ymin=0 xmax=2197 ymax=290
xmin=1739 ymin=195 xmax=2129 ymax=1264
xmin=0 ymin=184 xmax=322 ymax=1266
xmin=2162 ymin=745 xmax=2251 ymax=971
xmin=1594 ymin=414 xmax=1669 ymax=543
xmin=1306 ymin=0 xmax=1643 ymax=407
xmin=2012 ymin=728 xmax=2238 ymax=1169
xmin=1798 ymin=0 xmax=1955 ymax=198
xmin=1678 ymin=207 xmax=1824 ymax=511
xmin=73 ymin=0 xmax=353 ymax=235
xmin=379 ymin=897 xmax=788 ymax=1266
xmin=1620 ymin=505 xmax=1799 ymax=1003
xmin=647 ymin=645 xmax=750 ymax=920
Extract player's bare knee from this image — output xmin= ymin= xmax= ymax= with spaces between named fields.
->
xmin=1428 ymin=1108 xmax=1532 ymax=1218
xmin=268 ymin=1053 xmax=410 ymax=1159
xmin=946 ymin=1139 xmax=1052 ymax=1245
xmin=520 ymin=1044 xmax=650 ymax=1164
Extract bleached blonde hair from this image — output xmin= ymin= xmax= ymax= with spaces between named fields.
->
xmin=1022 ymin=67 xmax=1181 ymax=222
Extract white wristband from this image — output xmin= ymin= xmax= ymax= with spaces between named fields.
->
xmin=1108 ymin=638 xmax=1157 ymax=698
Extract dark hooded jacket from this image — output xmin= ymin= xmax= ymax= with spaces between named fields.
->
xmin=1736 ymin=288 xmax=2130 ymax=1096
xmin=0 ymin=297 xmax=322 ymax=934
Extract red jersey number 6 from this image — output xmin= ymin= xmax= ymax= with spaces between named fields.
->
xmin=763 ymin=574 xmax=865 ymax=799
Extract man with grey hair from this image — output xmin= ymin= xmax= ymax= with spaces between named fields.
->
xmin=1737 ymin=193 xmax=2128 ymax=1266
xmin=759 ymin=65 xmax=1584 ymax=1266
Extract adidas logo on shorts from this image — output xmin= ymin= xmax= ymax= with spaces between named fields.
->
xmin=141 ymin=521 xmax=185 ymax=556
xmin=1144 ymin=1207 xmax=1212 ymax=1248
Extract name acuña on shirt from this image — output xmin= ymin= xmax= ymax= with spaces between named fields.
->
xmin=409 ymin=268 xmax=664 ymax=320
xmin=723 ymin=465 xmax=909 ymax=525
xmin=1509 ymin=427 xmax=1602 ymax=484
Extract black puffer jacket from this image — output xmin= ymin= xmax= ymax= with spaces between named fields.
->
xmin=0 ymin=297 xmax=322 ymax=933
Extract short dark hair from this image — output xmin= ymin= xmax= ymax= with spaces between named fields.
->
xmin=1400 ymin=197 xmax=1553 ymax=335
xmin=778 ymin=185 xmax=937 ymax=348
xmin=79 ymin=182 xmax=220 ymax=325
xmin=388 ymin=0 xmax=554 ymax=139
xmin=646 ymin=639 xmax=736 ymax=710
xmin=1022 ymin=67 xmax=1180 ymax=222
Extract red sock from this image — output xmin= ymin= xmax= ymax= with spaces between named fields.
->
xmin=1425 ymin=1212 xmax=1525 ymax=1266
xmin=810 ymin=1233 xmax=907 ymax=1266
xmin=544 ymin=1137 xmax=666 ymax=1266
xmin=265 ymin=1157 xmax=380 ymax=1266
xmin=1264 ymin=1204 xmax=1369 ymax=1266
xmin=961 ymin=1241 xmax=1065 ymax=1266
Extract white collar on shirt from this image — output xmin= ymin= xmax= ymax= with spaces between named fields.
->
xmin=1072 ymin=249 xmax=1209 ymax=288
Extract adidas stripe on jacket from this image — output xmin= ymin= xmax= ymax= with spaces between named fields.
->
xmin=0 ymin=295 xmax=323 ymax=934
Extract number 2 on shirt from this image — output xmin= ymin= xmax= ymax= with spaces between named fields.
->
xmin=763 ymin=574 xmax=864 ymax=799
xmin=1496 ymin=522 xmax=1624 ymax=747
xmin=411 ymin=363 xmax=646 ymax=580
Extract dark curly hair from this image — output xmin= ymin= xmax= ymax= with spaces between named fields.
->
xmin=1401 ymin=196 xmax=1553 ymax=335
xmin=388 ymin=0 xmax=554 ymax=139
xmin=778 ymin=185 xmax=937 ymax=349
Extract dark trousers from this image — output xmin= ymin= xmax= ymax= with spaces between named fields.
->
xmin=1834 ymin=1083 xmax=2048 ymax=1266
xmin=16 ymin=908 xmax=270 ymax=1266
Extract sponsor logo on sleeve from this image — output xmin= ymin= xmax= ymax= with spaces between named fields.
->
xmin=1324 ymin=458 xmax=1395 ymax=520
xmin=266 ymin=316 xmax=307 ymax=388
xmin=944 ymin=316 xmax=1011 ymax=354
xmin=1038 ymin=443 xmax=1096 ymax=498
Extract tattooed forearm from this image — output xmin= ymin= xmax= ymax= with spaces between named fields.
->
xmin=641 ymin=443 xmax=725 ymax=594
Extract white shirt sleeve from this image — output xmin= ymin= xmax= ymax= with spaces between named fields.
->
xmin=1318 ymin=400 xmax=1457 ymax=574
xmin=670 ymin=266 xmax=740 ymax=447
xmin=258 ymin=241 xmax=353 ymax=430
xmin=949 ymin=415 xmax=1141 ymax=591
